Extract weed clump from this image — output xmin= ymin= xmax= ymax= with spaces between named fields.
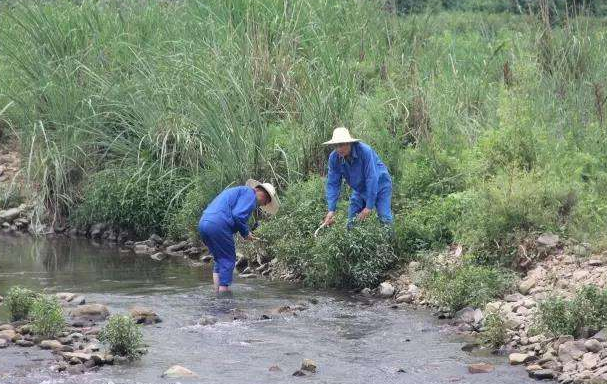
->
xmin=480 ymin=311 xmax=508 ymax=349
xmin=5 ymin=286 xmax=38 ymax=321
xmin=99 ymin=315 xmax=143 ymax=359
xmin=30 ymin=295 xmax=65 ymax=339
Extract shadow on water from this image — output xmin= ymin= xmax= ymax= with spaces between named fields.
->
xmin=0 ymin=233 xmax=535 ymax=384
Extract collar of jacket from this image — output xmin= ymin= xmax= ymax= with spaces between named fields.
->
xmin=339 ymin=142 xmax=359 ymax=164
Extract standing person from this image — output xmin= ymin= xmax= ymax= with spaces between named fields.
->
xmin=321 ymin=127 xmax=393 ymax=228
xmin=198 ymin=179 xmax=279 ymax=294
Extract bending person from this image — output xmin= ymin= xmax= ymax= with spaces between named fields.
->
xmin=198 ymin=179 xmax=279 ymax=294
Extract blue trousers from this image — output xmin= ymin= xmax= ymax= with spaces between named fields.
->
xmin=348 ymin=178 xmax=393 ymax=227
xmin=198 ymin=220 xmax=235 ymax=286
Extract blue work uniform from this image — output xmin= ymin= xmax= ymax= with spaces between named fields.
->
xmin=198 ymin=186 xmax=257 ymax=286
xmin=326 ymin=141 xmax=393 ymax=226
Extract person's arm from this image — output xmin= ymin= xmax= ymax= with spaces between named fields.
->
xmin=232 ymin=188 xmax=256 ymax=238
xmin=362 ymin=147 xmax=379 ymax=211
xmin=326 ymin=153 xmax=342 ymax=212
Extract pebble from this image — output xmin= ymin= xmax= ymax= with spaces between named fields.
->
xmin=468 ymin=363 xmax=494 ymax=374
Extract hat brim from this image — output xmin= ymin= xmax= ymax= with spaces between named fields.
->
xmin=322 ymin=138 xmax=360 ymax=145
xmin=246 ymin=179 xmax=280 ymax=215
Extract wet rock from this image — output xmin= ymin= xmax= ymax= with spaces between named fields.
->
xmin=519 ymin=277 xmax=536 ymax=295
xmin=40 ymin=340 xmax=64 ymax=350
xmin=361 ymin=288 xmax=372 ymax=297
xmin=69 ymin=304 xmax=109 ymax=321
xmin=531 ymin=369 xmax=555 ymax=380
xmin=461 ymin=343 xmax=480 ymax=352
xmin=150 ymin=252 xmax=167 ymax=261
xmin=378 ymin=282 xmax=395 ymax=298
xmin=134 ymin=243 xmax=155 ymax=254
xmin=454 ymin=307 xmax=483 ymax=328
xmin=129 ymin=306 xmax=161 ymax=325
xmin=16 ymin=339 xmax=34 ymax=347
xmin=89 ymin=223 xmax=107 ymax=239
xmin=582 ymin=352 xmax=600 ymax=370
xmin=0 ymin=329 xmax=19 ymax=342
xmin=301 ymin=358 xmax=317 ymax=373
xmin=149 ymin=234 xmax=163 ymax=245
xmin=56 ymin=292 xmax=77 ymax=302
xmin=509 ymin=353 xmax=533 ymax=365
xmin=239 ymin=273 xmax=257 ymax=279
xmin=67 ymin=363 xmax=86 ymax=374
xmin=585 ymin=339 xmax=603 ymax=353
xmin=201 ymin=255 xmax=213 ymax=263
xmin=593 ymin=329 xmax=607 ymax=342
xmin=162 ymin=365 xmax=198 ymax=378
xmin=166 ymin=241 xmax=189 ymax=253
xmin=62 ymin=352 xmax=92 ymax=363
xmin=537 ymin=233 xmax=559 ymax=248
xmin=269 ymin=365 xmax=282 ymax=372
xmin=468 ymin=363 xmax=494 ymax=374
xmin=558 ymin=340 xmax=586 ymax=363
xmin=185 ymin=247 xmax=203 ymax=257
xmin=395 ymin=293 xmax=414 ymax=304
xmin=0 ymin=339 xmax=8 ymax=348
xmin=292 ymin=370 xmax=307 ymax=377
xmin=72 ymin=296 xmax=86 ymax=305
xmin=0 ymin=324 xmax=14 ymax=331
xmin=0 ymin=207 xmax=22 ymax=222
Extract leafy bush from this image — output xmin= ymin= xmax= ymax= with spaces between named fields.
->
xmin=30 ymin=295 xmax=65 ymax=338
xmin=249 ymin=176 xmax=397 ymax=288
xmin=99 ymin=315 xmax=143 ymax=359
xmin=480 ymin=311 xmax=508 ymax=349
xmin=5 ymin=286 xmax=37 ymax=321
xmin=535 ymin=285 xmax=607 ymax=337
xmin=394 ymin=194 xmax=463 ymax=256
xmin=71 ymin=166 xmax=190 ymax=237
xmin=424 ymin=264 xmax=514 ymax=313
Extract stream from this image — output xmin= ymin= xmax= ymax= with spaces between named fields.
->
xmin=0 ymin=233 xmax=536 ymax=384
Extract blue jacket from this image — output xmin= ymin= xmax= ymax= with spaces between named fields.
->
xmin=201 ymin=186 xmax=257 ymax=237
xmin=326 ymin=142 xmax=391 ymax=212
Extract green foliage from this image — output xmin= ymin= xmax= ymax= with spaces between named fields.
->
xmin=30 ymin=295 xmax=65 ymax=339
xmin=424 ymin=264 xmax=514 ymax=313
xmin=71 ymin=167 xmax=190 ymax=237
xmin=480 ymin=311 xmax=508 ymax=349
xmin=250 ymin=176 xmax=397 ymax=288
xmin=534 ymin=285 xmax=607 ymax=337
xmin=5 ymin=286 xmax=37 ymax=321
xmin=99 ymin=315 xmax=143 ymax=359
xmin=0 ymin=184 xmax=23 ymax=210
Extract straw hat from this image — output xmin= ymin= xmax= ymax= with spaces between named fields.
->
xmin=246 ymin=179 xmax=280 ymax=215
xmin=322 ymin=127 xmax=360 ymax=145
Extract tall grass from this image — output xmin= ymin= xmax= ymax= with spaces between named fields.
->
xmin=0 ymin=0 xmax=605 ymax=253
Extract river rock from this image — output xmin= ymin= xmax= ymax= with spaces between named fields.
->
xmin=0 ymin=339 xmax=7 ymax=348
xmin=166 ymin=241 xmax=189 ymax=253
xmin=66 ymin=363 xmax=86 ymax=375
xmin=150 ymin=252 xmax=167 ymax=261
xmin=0 ymin=329 xmax=19 ymax=342
xmin=509 ymin=353 xmax=533 ymax=365
xmin=134 ymin=243 xmax=155 ymax=254
xmin=89 ymin=223 xmax=107 ymax=239
xmin=69 ymin=304 xmax=110 ymax=321
xmin=0 ymin=207 xmax=22 ymax=222
xmin=585 ymin=339 xmax=602 ymax=353
xmin=72 ymin=295 xmax=86 ymax=305
xmin=573 ymin=270 xmax=590 ymax=281
xmin=582 ymin=352 xmax=600 ymax=370
xmin=378 ymin=282 xmax=395 ymax=298
xmin=395 ymin=293 xmax=414 ymax=304
xmin=198 ymin=316 xmax=218 ymax=326
xmin=56 ymin=292 xmax=77 ymax=302
xmin=201 ymin=255 xmax=213 ymax=263
xmin=537 ymin=233 xmax=559 ymax=248
xmin=531 ymin=369 xmax=555 ymax=380
xmin=149 ymin=234 xmax=163 ymax=245
xmin=301 ymin=359 xmax=317 ymax=373
xmin=162 ymin=365 xmax=198 ymax=378
xmin=593 ymin=329 xmax=607 ymax=342
xmin=0 ymin=295 xmax=3 ymax=303
xmin=558 ymin=340 xmax=586 ymax=363
xmin=519 ymin=277 xmax=536 ymax=295
xmin=0 ymin=324 xmax=14 ymax=331
xmin=16 ymin=339 xmax=34 ymax=347
xmin=454 ymin=307 xmax=483 ymax=327
xmin=468 ymin=363 xmax=494 ymax=374
xmin=62 ymin=352 xmax=92 ymax=363
xmin=40 ymin=340 xmax=64 ymax=350
xmin=239 ymin=273 xmax=257 ymax=279
xmin=129 ymin=306 xmax=161 ymax=325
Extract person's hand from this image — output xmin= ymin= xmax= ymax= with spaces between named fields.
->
xmin=322 ymin=211 xmax=336 ymax=226
xmin=245 ymin=233 xmax=259 ymax=241
xmin=357 ymin=208 xmax=372 ymax=221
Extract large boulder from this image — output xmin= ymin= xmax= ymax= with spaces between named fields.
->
xmin=162 ymin=365 xmax=198 ymax=378
xmin=558 ymin=340 xmax=586 ymax=363
xmin=129 ymin=306 xmax=161 ymax=325
xmin=69 ymin=304 xmax=110 ymax=321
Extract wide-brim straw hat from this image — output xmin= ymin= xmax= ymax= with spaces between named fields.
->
xmin=246 ymin=179 xmax=280 ymax=215
xmin=322 ymin=127 xmax=360 ymax=145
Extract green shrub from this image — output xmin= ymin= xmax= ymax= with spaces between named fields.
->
xmin=480 ymin=311 xmax=508 ymax=349
xmin=425 ymin=264 xmax=514 ymax=313
xmin=30 ymin=295 xmax=65 ymax=338
xmin=71 ymin=166 xmax=190 ymax=237
xmin=99 ymin=315 xmax=143 ymax=359
xmin=249 ymin=176 xmax=397 ymax=288
xmin=394 ymin=194 xmax=463 ymax=256
xmin=5 ymin=286 xmax=37 ymax=321
xmin=535 ymin=285 xmax=607 ymax=337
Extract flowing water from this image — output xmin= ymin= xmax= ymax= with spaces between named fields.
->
xmin=0 ymin=233 xmax=535 ymax=384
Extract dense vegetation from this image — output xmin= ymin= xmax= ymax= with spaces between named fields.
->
xmin=1 ymin=1 xmax=606 ymax=291
xmin=99 ymin=315 xmax=144 ymax=359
